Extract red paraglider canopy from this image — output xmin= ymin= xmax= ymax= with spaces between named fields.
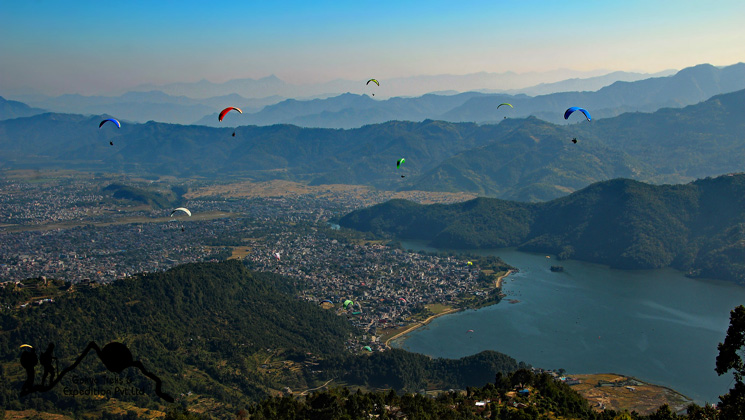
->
xmin=218 ymin=107 xmax=243 ymax=122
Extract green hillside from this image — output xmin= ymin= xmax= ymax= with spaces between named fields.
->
xmin=0 ymin=260 xmax=519 ymax=418
xmin=0 ymin=261 xmax=356 ymax=416
xmin=411 ymin=117 xmax=651 ymax=201
xmin=340 ymin=174 xmax=745 ymax=284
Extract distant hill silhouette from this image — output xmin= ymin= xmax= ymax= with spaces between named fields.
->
xmin=8 ymin=91 xmax=286 ymax=125
xmin=440 ymin=63 xmax=745 ymax=124
xmin=6 ymin=64 xmax=737 ymax=128
xmin=194 ymin=63 xmax=745 ymax=128
xmin=124 ymin=68 xmax=646 ymax=99
xmin=0 ymin=96 xmax=46 ymax=121
xmin=191 ymin=92 xmax=488 ymax=129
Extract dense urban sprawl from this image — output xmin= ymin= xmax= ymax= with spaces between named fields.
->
xmin=1 ymin=174 xmax=505 ymax=353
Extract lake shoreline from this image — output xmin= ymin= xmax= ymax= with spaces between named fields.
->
xmin=396 ymin=242 xmax=739 ymax=402
xmin=386 ymin=269 xmax=515 ymax=348
xmin=495 ymin=269 xmax=515 ymax=289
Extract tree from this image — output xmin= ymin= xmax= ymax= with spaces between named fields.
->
xmin=685 ymin=403 xmax=720 ymax=420
xmin=510 ymin=369 xmax=533 ymax=389
xmin=716 ymin=305 xmax=745 ymax=417
xmin=648 ymin=404 xmax=679 ymax=420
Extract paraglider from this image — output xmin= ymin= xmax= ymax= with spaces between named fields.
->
xmin=170 ymin=208 xmax=191 ymax=217
xmin=170 ymin=208 xmax=191 ymax=231
xmin=397 ymin=158 xmax=406 ymax=177
xmin=467 ymin=329 xmax=474 ymax=333
xmin=363 ymin=346 xmax=373 ymax=352
xmin=564 ymin=107 xmax=591 ymax=122
xmin=20 ymin=344 xmax=33 ymax=349
xmin=218 ymin=107 xmax=242 ymax=122
xmin=99 ymin=118 xmax=121 ymax=145
xmin=366 ymin=79 xmax=379 ymax=96
xmin=273 ymin=252 xmax=281 ymax=261
xmin=467 ymin=261 xmax=473 ymax=266
xmin=343 ymin=299 xmax=354 ymax=309
xmin=99 ymin=118 xmax=121 ymax=129
xmin=498 ymin=103 xmax=513 ymax=119
xmin=320 ymin=299 xmax=333 ymax=305
xmin=399 ymin=297 xmax=407 ymax=303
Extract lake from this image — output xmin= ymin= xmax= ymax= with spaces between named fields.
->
xmin=393 ymin=241 xmax=745 ymax=404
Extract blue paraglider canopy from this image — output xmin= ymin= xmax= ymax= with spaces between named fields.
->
xmin=564 ymin=107 xmax=591 ymax=121
xmin=99 ymin=118 xmax=121 ymax=128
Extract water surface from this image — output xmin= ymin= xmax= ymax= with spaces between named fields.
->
xmin=393 ymin=241 xmax=745 ymax=403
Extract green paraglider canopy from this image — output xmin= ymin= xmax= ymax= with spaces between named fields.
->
xmin=343 ymin=299 xmax=354 ymax=309
xmin=363 ymin=346 xmax=372 ymax=352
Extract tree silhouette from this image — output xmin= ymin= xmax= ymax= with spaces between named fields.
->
xmin=716 ymin=305 xmax=745 ymax=416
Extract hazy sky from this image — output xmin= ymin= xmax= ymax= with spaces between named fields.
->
xmin=2 ymin=0 xmax=744 ymax=95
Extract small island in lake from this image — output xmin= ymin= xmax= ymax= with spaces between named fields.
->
xmin=550 ymin=265 xmax=564 ymax=272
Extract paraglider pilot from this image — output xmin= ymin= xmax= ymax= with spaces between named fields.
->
xmin=40 ymin=343 xmax=58 ymax=386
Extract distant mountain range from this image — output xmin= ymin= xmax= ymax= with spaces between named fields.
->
xmin=339 ymin=174 xmax=745 ymax=285
xmin=1 ymin=88 xmax=743 ymax=202
xmin=122 ymin=68 xmax=669 ymax=99
xmin=198 ymin=63 xmax=744 ymax=129
xmin=0 ymin=96 xmax=46 ymax=121
xmin=1 ymin=66 xmax=691 ymax=128
xmin=441 ymin=63 xmax=745 ymax=124
xmin=5 ymin=91 xmax=287 ymax=126
xmin=482 ymin=69 xmax=677 ymax=96
xmin=191 ymin=91 xmax=490 ymax=128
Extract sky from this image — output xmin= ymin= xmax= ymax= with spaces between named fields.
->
xmin=1 ymin=0 xmax=744 ymax=96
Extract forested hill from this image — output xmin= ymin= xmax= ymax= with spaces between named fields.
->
xmin=1 ymin=89 xmax=744 ymax=201
xmin=411 ymin=88 xmax=745 ymax=201
xmin=0 ymin=261 xmax=356 ymax=417
xmin=0 ymin=261 xmax=355 ymax=409
xmin=340 ymin=174 xmax=745 ymax=284
xmin=0 ymin=260 xmax=519 ymax=418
